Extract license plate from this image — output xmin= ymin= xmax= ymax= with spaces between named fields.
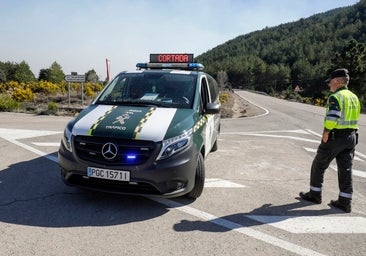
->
xmin=87 ymin=167 xmax=130 ymax=181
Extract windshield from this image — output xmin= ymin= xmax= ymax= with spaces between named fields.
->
xmin=96 ymin=72 xmax=197 ymax=109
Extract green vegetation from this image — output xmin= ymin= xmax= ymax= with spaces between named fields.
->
xmin=0 ymin=61 xmax=104 ymax=115
xmin=44 ymin=102 xmax=58 ymax=115
xmin=196 ymin=0 xmax=366 ymax=108
xmin=0 ymin=94 xmax=20 ymax=111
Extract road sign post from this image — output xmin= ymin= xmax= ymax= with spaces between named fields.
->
xmin=64 ymin=75 xmax=86 ymax=82
xmin=64 ymin=75 xmax=86 ymax=107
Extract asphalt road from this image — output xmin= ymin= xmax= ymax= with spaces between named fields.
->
xmin=1 ymin=90 xmax=365 ymax=256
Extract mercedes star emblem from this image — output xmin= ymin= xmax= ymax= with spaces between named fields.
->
xmin=102 ymin=142 xmax=118 ymax=160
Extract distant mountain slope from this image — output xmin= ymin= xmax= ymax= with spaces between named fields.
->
xmin=196 ymin=0 xmax=365 ymax=98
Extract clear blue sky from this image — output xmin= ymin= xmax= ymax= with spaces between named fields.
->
xmin=0 ymin=0 xmax=359 ymax=80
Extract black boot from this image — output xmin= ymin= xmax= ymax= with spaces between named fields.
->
xmin=299 ymin=191 xmax=322 ymax=204
xmin=330 ymin=200 xmax=351 ymax=213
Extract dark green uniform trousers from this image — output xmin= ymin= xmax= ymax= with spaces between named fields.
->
xmin=310 ymin=130 xmax=357 ymax=203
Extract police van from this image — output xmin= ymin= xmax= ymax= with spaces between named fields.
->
xmin=58 ymin=53 xmax=221 ymax=199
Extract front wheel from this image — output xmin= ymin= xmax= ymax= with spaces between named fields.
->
xmin=186 ymin=152 xmax=205 ymax=199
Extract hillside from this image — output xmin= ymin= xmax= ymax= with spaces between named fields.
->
xmin=196 ymin=0 xmax=366 ymax=102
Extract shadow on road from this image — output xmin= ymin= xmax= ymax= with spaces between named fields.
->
xmin=0 ymin=154 xmax=168 ymax=227
xmin=173 ymin=200 xmax=339 ymax=233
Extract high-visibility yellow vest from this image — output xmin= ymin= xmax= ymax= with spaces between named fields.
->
xmin=324 ymin=88 xmax=361 ymax=130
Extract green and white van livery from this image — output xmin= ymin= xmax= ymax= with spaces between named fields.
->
xmin=58 ymin=54 xmax=220 ymax=199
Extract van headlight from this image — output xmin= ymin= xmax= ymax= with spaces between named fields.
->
xmin=62 ymin=126 xmax=73 ymax=152
xmin=157 ymin=130 xmax=192 ymax=160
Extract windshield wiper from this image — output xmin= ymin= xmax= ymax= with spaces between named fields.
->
xmin=96 ymin=100 xmax=170 ymax=108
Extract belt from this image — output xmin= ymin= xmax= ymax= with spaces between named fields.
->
xmin=330 ymin=129 xmax=356 ymax=138
xmin=332 ymin=129 xmax=356 ymax=134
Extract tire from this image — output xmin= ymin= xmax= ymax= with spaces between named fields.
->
xmin=186 ymin=152 xmax=205 ymax=199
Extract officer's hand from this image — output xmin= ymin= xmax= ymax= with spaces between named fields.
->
xmin=322 ymin=131 xmax=329 ymax=143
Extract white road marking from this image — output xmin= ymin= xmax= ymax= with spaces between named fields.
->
xmin=355 ymin=151 xmax=366 ymax=160
xmin=3 ymin=138 xmax=58 ymax=163
xmin=32 ymin=142 xmax=61 ymax=147
xmin=149 ymin=197 xmax=326 ymax=256
xmin=246 ymin=215 xmax=366 ymax=233
xmin=0 ymin=128 xmax=60 ymax=163
xmin=205 ymin=178 xmax=245 ymax=188
xmin=222 ymin=131 xmax=319 ymax=143
xmin=304 ymin=129 xmax=322 ymax=137
xmin=237 ymin=129 xmax=310 ymax=134
xmin=0 ymin=128 xmax=62 ymax=140
xmin=303 ymin=147 xmax=317 ymax=153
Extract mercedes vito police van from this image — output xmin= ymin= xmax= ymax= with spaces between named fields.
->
xmin=58 ymin=53 xmax=221 ymax=199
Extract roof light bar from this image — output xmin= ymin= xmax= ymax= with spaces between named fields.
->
xmin=188 ymin=63 xmax=204 ymax=70
xmin=136 ymin=62 xmax=204 ymax=71
xmin=136 ymin=53 xmax=204 ymax=70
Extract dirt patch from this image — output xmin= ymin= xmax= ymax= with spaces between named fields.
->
xmin=224 ymin=92 xmax=265 ymax=118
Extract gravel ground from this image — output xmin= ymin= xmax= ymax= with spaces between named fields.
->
xmin=229 ymin=92 xmax=265 ymax=118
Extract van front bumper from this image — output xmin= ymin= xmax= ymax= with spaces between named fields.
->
xmin=58 ymin=141 xmax=199 ymax=198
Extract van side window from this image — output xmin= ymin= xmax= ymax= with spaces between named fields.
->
xmin=206 ymin=74 xmax=219 ymax=102
xmin=200 ymin=77 xmax=210 ymax=112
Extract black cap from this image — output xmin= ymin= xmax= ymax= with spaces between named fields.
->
xmin=325 ymin=68 xmax=349 ymax=83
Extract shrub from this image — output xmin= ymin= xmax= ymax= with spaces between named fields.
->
xmin=1 ymin=81 xmax=21 ymax=92
xmin=30 ymin=81 xmax=61 ymax=94
xmin=85 ymin=83 xmax=95 ymax=98
xmin=315 ymin=98 xmax=326 ymax=106
xmin=0 ymin=94 xmax=20 ymax=111
xmin=47 ymin=102 xmax=58 ymax=115
xmin=219 ymin=92 xmax=230 ymax=103
xmin=12 ymin=87 xmax=34 ymax=102
xmin=219 ymin=91 xmax=235 ymax=118
xmin=0 ymin=82 xmax=6 ymax=93
xmin=93 ymin=83 xmax=103 ymax=92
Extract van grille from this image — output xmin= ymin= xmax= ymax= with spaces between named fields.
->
xmin=74 ymin=136 xmax=158 ymax=165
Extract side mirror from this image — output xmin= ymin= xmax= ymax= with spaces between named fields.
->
xmin=205 ymin=102 xmax=220 ymax=114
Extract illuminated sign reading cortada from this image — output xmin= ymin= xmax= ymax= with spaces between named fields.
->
xmin=150 ymin=53 xmax=194 ymax=63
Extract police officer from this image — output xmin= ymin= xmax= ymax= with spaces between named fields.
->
xmin=299 ymin=68 xmax=361 ymax=213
